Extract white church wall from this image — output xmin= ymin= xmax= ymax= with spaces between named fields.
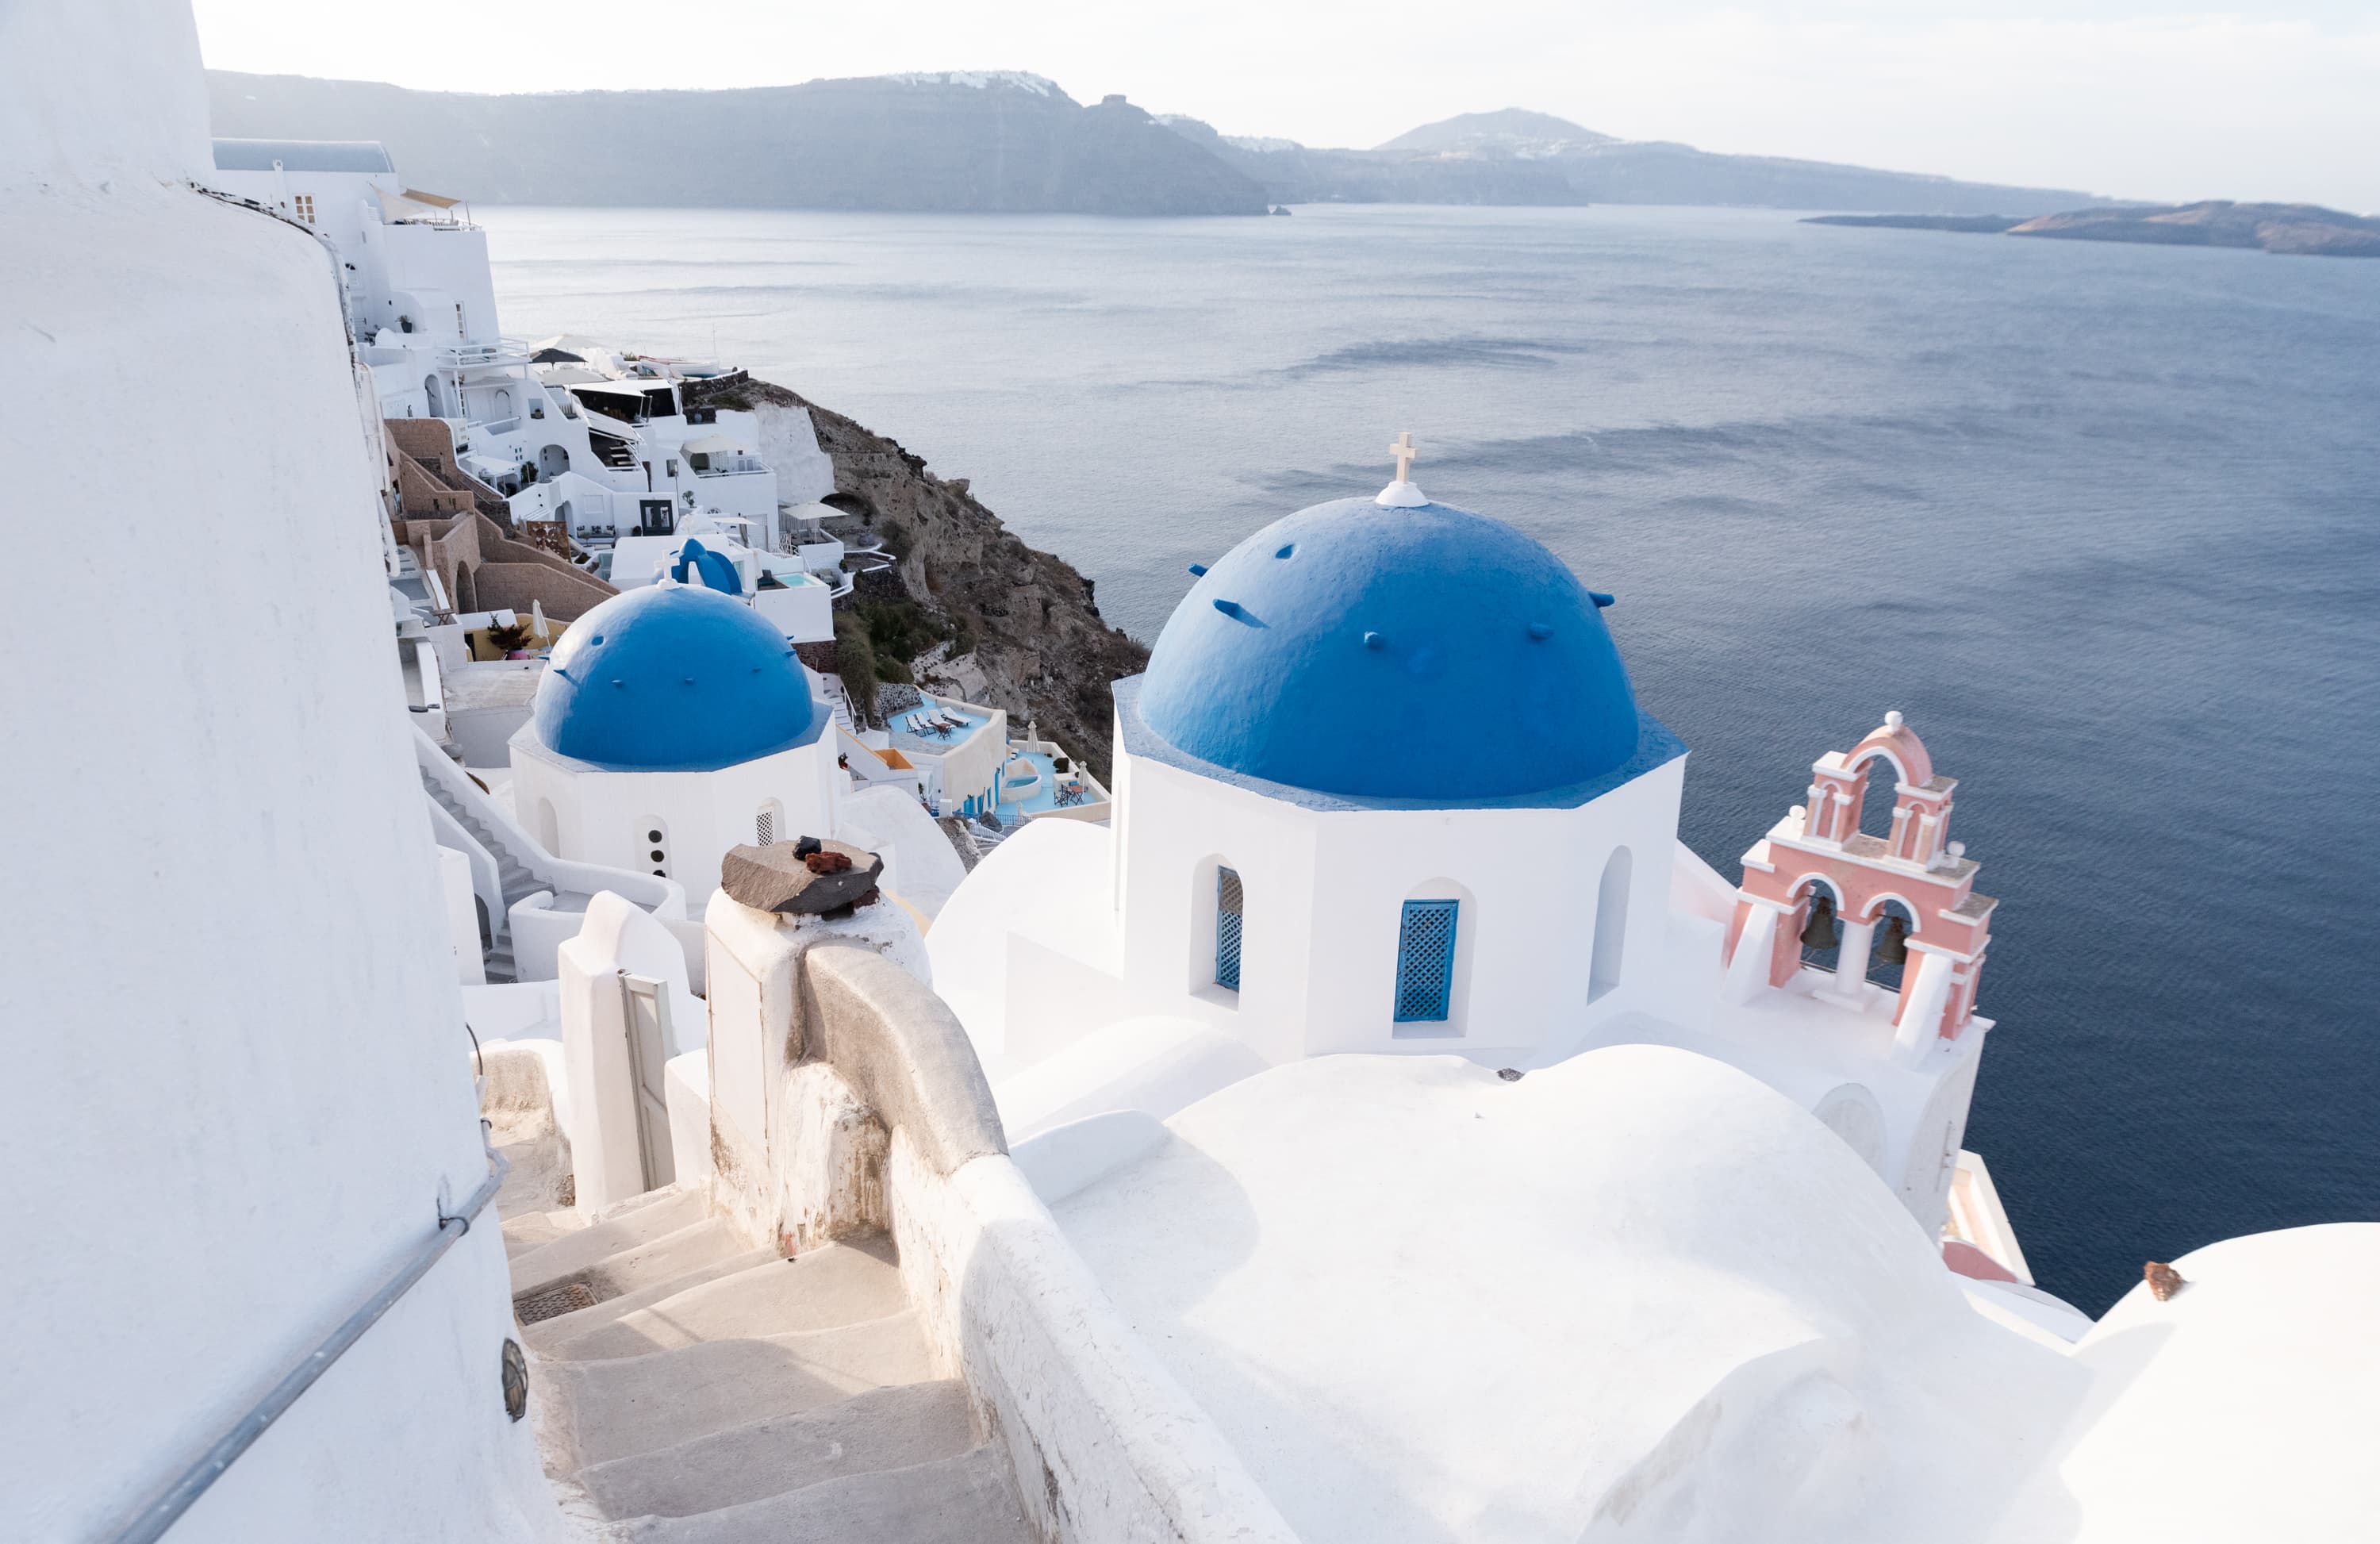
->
xmin=510 ymin=725 xmax=841 ymax=901
xmin=1 ymin=8 xmax=561 ymax=1533
xmin=1203 ymin=757 xmax=1679 ymax=1064
xmin=1054 ymin=739 xmax=1687 ymax=1077
xmin=1115 ymin=753 xmax=1322 ymax=1070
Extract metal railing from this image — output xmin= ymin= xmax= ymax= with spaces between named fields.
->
xmin=107 ymin=1144 xmax=512 ymax=1543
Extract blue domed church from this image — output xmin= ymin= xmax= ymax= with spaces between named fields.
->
xmin=928 ymin=447 xmax=1691 ymax=1086
xmin=509 ymin=582 xmax=842 ymax=900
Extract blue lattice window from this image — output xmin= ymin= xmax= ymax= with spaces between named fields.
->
xmin=1394 ymin=899 xmax=1459 ymax=1023
xmin=1215 ymin=866 xmax=1244 ymax=992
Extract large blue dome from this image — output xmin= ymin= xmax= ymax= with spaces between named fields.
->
xmin=1136 ymin=496 xmax=1642 ymax=801
xmin=532 ymin=584 xmax=816 ymax=771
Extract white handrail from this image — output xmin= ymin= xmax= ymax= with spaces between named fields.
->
xmin=106 ymin=1144 xmax=511 ymax=1544
xmin=411 ymin=726 xmax=686 ymax=919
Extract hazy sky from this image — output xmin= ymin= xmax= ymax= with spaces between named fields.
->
xmin=193 ymin=1 xmax=2380 ymax=211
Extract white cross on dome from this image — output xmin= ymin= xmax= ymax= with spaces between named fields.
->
xmin=1376 ymin=429 xmax=1429 ymax=507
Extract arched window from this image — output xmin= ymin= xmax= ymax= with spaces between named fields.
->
xmin=1394 ymin=899 xmax=1460 ymax=1024
xmin=1857 ymin=752 xmax=1901 ymax=839
xmin=1589 ymin=847 xmax=1631 ymax=1001
xmin=536 ymin=797 xmax=559 ymax=855
xmin=640 ymin=820 xmax=670 ymax=878
xmin=1215 ymin=866 xmax=1244 ymax=992
xmin=755 ymin=801 xmax=782 ymax=847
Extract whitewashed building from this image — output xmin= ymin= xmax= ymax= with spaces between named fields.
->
xmin=14 ymin=10 xmax=2378 ymax=1542
xmin=508 ymin=582 xmax=844 ymax=901
xmin=927 ymin=454 xmax=1992 ymax=1245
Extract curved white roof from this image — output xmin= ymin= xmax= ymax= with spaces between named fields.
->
xmin=1045 ymin=1046 xmax=2377 ymax=1543
xmin=210 ymin=138 xmax=393 ymax=173
xmin=1050 ymin=1047 xmax=2071 ymax=1542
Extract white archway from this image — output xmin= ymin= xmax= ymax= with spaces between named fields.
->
xmin=1811 ymin=1082 xmax=1888 ymax=1173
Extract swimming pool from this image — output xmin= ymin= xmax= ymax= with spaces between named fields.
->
xmin=997 ymin=750 xmax=1100 ymax=818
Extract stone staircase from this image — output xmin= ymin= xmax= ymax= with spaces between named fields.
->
xmin=420 ymin=766 xmax=547 ymax=984
xmin=816 ymin=672 xmax=859 ymax=737
xmin=499 ymin=1162 xmax=1032 ymax=1541
xmin=589 ymin=429 xmax=640 ymax=470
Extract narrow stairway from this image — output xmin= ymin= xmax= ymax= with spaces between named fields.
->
xmin=497 ymin=1161 xmax=1032 ymax=1541
xmin=420 ymin=766 xmax=547 ymax=983
xmin=589 ymin=430 xmax=640 ymax=470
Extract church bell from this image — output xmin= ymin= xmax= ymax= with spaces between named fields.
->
xmin=1876 ymin=915 xmax=1910 ymax=965
xmin=1799 ymin=895 xmax=1839 ymax=951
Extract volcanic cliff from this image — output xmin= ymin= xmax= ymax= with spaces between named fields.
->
xmin=704 ymin=377 xmax=1149 ymax=782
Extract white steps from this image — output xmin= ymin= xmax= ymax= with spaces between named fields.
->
xmin=501 ymin=1185 xmax=1031 ymax=1540
xmin=524 ymin=1247 xmax=779 ymax=1354
xmin=542 ymin=1314 xmax=939 ymax=1468
xmin=576 ymin=1381 xmax=974 ymax=1520
xmin=617 ymin=1446 xmax=1027 ymax=1544
xmin=541 ymin=1241 xmax=906 ymax=1360
xmin=507 ymin=1187 xmax=711 ymax=1298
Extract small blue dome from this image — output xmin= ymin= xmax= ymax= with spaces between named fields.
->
xmin=1138 ymin=496 xmax=1641 ymax=801
xmin=532 ymin=585 xmax=816 ymax=771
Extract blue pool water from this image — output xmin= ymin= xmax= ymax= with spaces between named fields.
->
xmin=997 ymin=751 xmax=1099 ymax=818
xmin=484 ymin=204 xmax=2380 ymax=1312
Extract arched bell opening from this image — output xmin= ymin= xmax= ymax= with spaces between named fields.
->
xmin=1793 ymin=876 xmax=1848 ymax=976
xmin=1860 ymin=896 xmax=1920 ymax=993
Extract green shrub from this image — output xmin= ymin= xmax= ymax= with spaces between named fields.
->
xmin=832 ymin=610 xmax=880 ymax=725
xmin=856 ymin=597 xmax=948 ymax=664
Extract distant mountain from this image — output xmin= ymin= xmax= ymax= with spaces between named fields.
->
xmin=1807 ymin=202 xmax=2380 ymax=258
xmin=205 ymin=71 xmax=1267 ymax=216
xmin=1163 ymin=107 xmax=2110 ymax=217
xmin=1373 ymin=109 xmax=1617 ymax=154
xmin=208 ymin=71 xmax=2115 ymax=219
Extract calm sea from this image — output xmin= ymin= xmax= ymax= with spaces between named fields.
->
xmin=482 ymin=204 xmax=2380 ymax=1312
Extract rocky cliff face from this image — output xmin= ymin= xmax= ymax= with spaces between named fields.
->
xmin=716 ymin=378 xmax=1149 ymax=782
xmin=207 ymin=70 xmax=1266 ymax=217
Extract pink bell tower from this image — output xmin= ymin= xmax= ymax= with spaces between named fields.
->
xmin=1723 ymin=712 xmax=1996 ymax=1047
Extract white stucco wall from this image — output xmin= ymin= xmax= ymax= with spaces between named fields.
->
xmin=950 ymin=736 xmax=1683 ymax=1074
xmin=0 ymin=9 xmax=564 ymax=1536
xmin=510 ymin=723 xmax=843 ymax=901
